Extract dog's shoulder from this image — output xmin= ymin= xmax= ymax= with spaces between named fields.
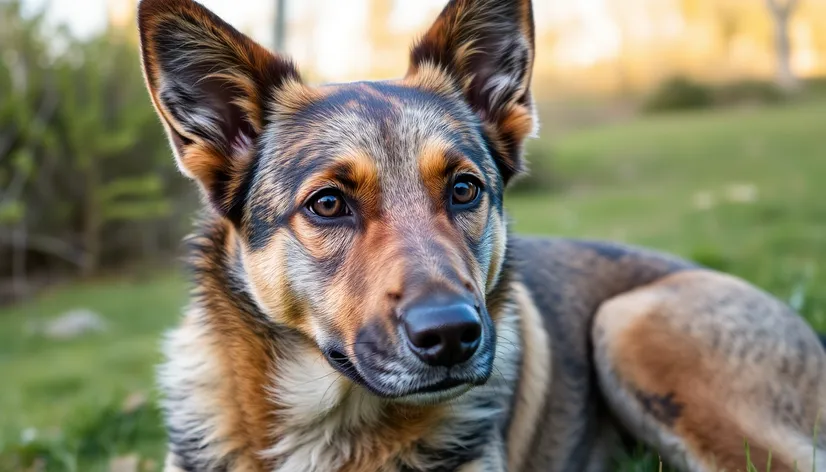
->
xmin=508 ymin=234 xmax=694 ymax=389
xmin=503 ymin=236 xmax=695 ymax=470
xmin=510 ymin=236 xmax=693 ymax=316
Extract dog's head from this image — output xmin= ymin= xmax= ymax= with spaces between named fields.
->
xmin=139 ymin=0 xmax=535 ymax=404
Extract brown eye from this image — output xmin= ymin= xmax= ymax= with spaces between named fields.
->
xmin=451 ymin=177 xmax=480 ymax=206
xmin=309 ymin=191 xmax=350 ymax=218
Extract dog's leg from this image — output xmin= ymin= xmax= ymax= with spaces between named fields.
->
xmin=592 ymin=269 xmax=826 ymax=472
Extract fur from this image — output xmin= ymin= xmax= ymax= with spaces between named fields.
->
xmin=137 ymin=1 xmax=826 ymax=470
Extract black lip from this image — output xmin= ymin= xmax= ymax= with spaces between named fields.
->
xmin=410 ymin=377 xmax=468 ymax=394
xmin=324 ymin=349 xmax=483 ymax=399
xmin=326 ymin=349 xmax=367 ymax=383
xmin=325 ymin=349 xmax=393 ymax=398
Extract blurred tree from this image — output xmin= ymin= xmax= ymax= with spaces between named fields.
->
xmin=274 ymin=0 xmax=287 ymax=53
xmin=0 ymin=0 xmax=193 ymax=300
xmin=765 ymin=0 xmax=800 ymax=91
xmin=716 ymin=0 xmax=739 ymax=63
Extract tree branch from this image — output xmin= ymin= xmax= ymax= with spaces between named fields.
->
xmin=0 ymin=232 xmax=87 ymax=267
xmin=0 ymin=83 xmax=59 ymax=165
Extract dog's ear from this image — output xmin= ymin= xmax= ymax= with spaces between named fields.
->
xmin=138 ymin=0 xmax=300 ymax=221
xmin=409 ymin=0 xmax=536 ymax=184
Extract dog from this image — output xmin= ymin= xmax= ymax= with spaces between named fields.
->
xmin=137 ymin=0 xmax=826 ymax=470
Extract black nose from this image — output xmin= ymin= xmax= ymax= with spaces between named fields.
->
xmin=402 ymin=294 xmax=482 ymax=367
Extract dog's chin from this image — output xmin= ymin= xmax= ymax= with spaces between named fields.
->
xmin=323 ymin=349 xmax=489 ymax=404
xmin=361 ymin=375 xmax=481 ymax=404
xmin=393 ymin=383 xmax=474 ymax=405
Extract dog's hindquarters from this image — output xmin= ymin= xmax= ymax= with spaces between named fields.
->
xmin=593 ymin=270 xmax=826 ymax=471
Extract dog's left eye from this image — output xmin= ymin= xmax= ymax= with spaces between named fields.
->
xmin=308 ymin=190 xmax=351 ymax=218
xmin=451 ymin=175 xmax=482 ymax=207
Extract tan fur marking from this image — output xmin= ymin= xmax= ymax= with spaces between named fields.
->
xmin=205 ymin=232 xmax=276 ymax=471
xmin=266 ymin=340 xmax=459 ymax=472
xmin=138 ymin=0 xmax=302 ymax=217
xmin=429 ymin=213 xmax=484 ymax=296
xmin=343 ymin=406 xmax=449 ymax=472
xmin=162 ymin=229 xmax=277 ymax=472
xmin=617 ymin=316 xmax=787 ymax=470
xmin=401 ymin=63 xmax=459 ymax=97
xmin=295 ymin=151 xmax=381 ymax=212
xmin=416 ymin=137 xmax=490 ymax=248
xmin=178 ymin=142 xmax=226 ymax=189
xmin=506 ymin=282 xmax=552 ymax=472
xmin=417 ymin=138 xmax=482 ymax=202
xmin=242 ymin=232 xmax=313 ymax=334
xmin=270 ymin=79 xmax=324 ymax=117
xmin=418 ymin=139 xmax=451 ymax=202
xmin=498 ymin=103 xmax=535 ymax=143
xmin=601 ymin=271 xmax=809 ymax=471
xmin=323 ymin=219 xmax=403 ymax=342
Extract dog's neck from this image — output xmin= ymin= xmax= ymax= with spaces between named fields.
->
xmin=162 ymin=215 xmax=521 ymax=471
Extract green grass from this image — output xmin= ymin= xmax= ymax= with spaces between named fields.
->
xmin=0 ymin=275 xmax=186 ymax=471
xmin=2 ymin=99 xmax=826 ymax=470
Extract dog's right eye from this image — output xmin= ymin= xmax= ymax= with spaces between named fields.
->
xmin=307 ymin=190 xmax=351 ymax=219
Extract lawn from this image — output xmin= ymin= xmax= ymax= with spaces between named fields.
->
xmin=2 ymin=98 xmax=826 ymax=471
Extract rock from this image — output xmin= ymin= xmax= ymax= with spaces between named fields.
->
xmin=725 ymin=182 xmax=758 ymax=203
xmin=42 ymin=309 xmax=107 ymax=340
xmin=109 ymin=454 xmax=140 ymax=472
xmin=121 ymin=392 xmax=149 ymax=414
xmin=692 ymin=190 xmax=716 ymax=210
xmin=20 ymin=427 xmax=38 ymax=443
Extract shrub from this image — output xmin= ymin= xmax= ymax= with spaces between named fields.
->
xmin=508 ymin=139 xmax=557 ymax=194
xmin=715 ymin=79 xmax=786 ymax=106
xmin=0 ymin=1 xmax=195 ymax=301
xmin=643 ymin=76 xmax=714 ymax=113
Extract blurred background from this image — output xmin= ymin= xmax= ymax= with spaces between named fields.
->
xmin=1 ymin=0 xmax=825 ymax=470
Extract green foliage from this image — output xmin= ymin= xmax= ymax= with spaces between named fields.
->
xmin=508 ymin=139 xmax=558 ymax=195
xmin=643 ymin=77 xmax=791 ymax=114
xmin=0 ymin=0 xmax=193 ymax=294
xmin=100 ymin=175 xmax=171 ymax=222
xmin=0 ymin=201 xmax=25 ymax=224
xmin=689 ymin=246 xmax=732 ymax=272
xmin=802 ymin=77 xmax=826 ymax=96
xmin=643 ymin=76 xmax=714 ymax=113
xmin=715 ymin=79 xmax=786 ymax=106
xmin=1 ymin=399 xmax=165 ymax=472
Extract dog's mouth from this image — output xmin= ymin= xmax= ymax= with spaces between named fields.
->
xmin=411 ymin=377 xmax=467 ymax=394
xmin=326 ymin=349 xmax=371 ymax=388
xmin=324 ymin=348 xmax=486 ymax=401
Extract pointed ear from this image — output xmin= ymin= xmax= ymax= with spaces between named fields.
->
xmin=409 ymin=0 xmax=536 ymax=184
xmin=138 ymin=0 xmax=300 ymax=221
